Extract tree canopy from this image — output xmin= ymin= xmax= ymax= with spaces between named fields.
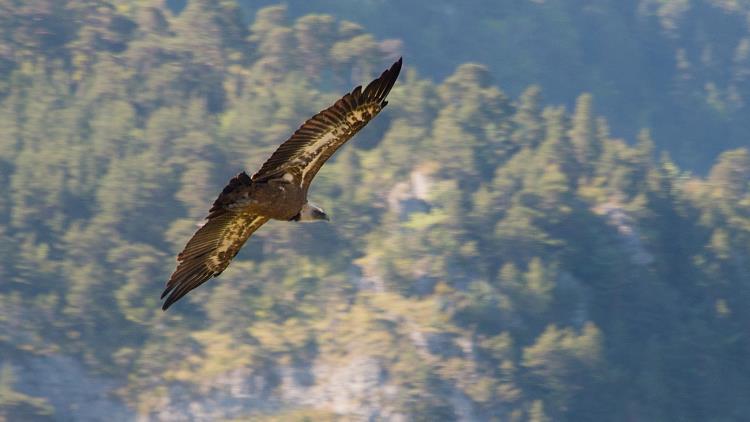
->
xmin=1 ymin=1 xmax=749 ymax=420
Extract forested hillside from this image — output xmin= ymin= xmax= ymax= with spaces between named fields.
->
xmin=227 ymin=0 xmax=750 ymax=171
xmin=1 ymin=1 xmax=750 ymax=421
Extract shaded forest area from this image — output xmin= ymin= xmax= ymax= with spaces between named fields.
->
xmin=1 ymin=1 xmax=749 ymax=421
xmin=226 ymin=0 xmax=750 ymax=172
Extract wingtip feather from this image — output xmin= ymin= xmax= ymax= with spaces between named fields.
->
xmin=378 ymin=57 xmax=402 ymax=100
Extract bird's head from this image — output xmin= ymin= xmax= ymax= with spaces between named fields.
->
xmin=291 ymin=202 xmax=330 ymax=222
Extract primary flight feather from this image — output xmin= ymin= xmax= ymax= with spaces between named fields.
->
xmin=161 ymin=58 xmax=402 ymax=310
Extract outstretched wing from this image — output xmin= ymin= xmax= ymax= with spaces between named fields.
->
xmin=252 ymin=57 xmax=402 ymax=188
xmin=161 ymin=208 xmax=269 ymax=310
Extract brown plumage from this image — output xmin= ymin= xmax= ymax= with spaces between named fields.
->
xmin=161 ymin=58 xmax=402 ymax=310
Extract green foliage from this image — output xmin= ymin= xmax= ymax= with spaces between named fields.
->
xmin=253 ymin=0 xmax=750 ymax=171
xmin=1 ymin=1 xmax=749 ymax=421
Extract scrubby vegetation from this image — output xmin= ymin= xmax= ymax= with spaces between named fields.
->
xmin=1 ymin=1 xmax=749 ymax=420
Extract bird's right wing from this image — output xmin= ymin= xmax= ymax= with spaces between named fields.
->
xmin=161 ymin=209 xmax=269 ymax=310
xmin=251 ymin=58 xmax=402 ymax=188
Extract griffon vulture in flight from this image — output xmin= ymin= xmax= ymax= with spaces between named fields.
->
xmin=161 ymin=58 xmax=402 ymax=310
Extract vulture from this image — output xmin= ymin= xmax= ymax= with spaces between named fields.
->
xmin=161 ymin=58 xmax=402 ymax=310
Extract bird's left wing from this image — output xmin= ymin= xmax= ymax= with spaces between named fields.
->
xmin=161 ymin=209 xmax=269 ymax=310
xmin=252 ymin=57 xmax=402 ymax=188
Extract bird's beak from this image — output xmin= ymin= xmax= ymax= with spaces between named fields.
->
xmin=314 ymin=208 xmax=330 ymax=221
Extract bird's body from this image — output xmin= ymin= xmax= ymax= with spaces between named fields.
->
xmin=161 ymin=58 xmax=402 ymax=310
xmin=215 ymin=174 xmax=306 ymax=221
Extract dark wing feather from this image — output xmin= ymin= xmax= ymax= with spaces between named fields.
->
xmin=252 ymin=57 xmax=402 ymax=187
xmin=161 ymin=210 xmax=269 ymax=310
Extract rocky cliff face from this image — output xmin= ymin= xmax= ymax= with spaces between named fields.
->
xmin=144 ymin=356 xmax=401 ymax=421
xmin=593 ymin=201 xmax=654 ymax=266
xmin=10 ymin=353 xmax=400 ymax=421
xmin=11 ymin=355 xmax=131 ymax=421
xmin=146 ymin=347 xmax=481 ymax=421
